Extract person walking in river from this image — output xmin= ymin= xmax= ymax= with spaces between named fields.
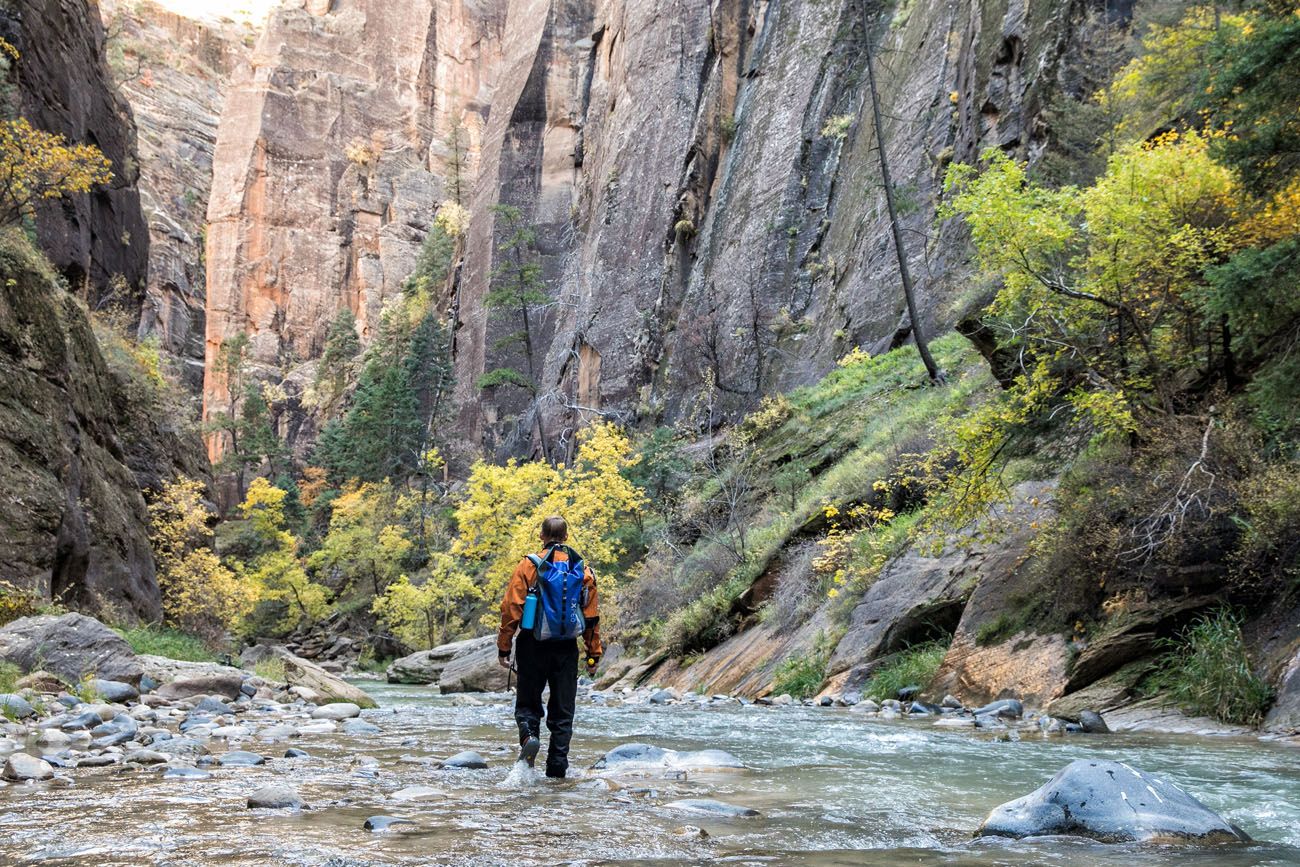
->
xmin=497 ymin=515 xmax=602 ymax=778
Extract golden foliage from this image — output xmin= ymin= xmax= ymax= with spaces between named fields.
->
xmin=0 ymin=118 xmax=113 ymax=225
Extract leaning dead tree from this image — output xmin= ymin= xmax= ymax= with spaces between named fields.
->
xmin=861 ymin=8 xmax=945 ymax=384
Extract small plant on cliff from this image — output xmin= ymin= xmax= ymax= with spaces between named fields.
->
xmin=0 ymin=580 xmax=41 ymax=628
xmin=1147 ymin=609 xmax=1274 ymax=726
xmin=0 ymin=117 xmax=113 ymax=226
xmin=771 ymin=635 xmax=833 ymax=699
xmin=863 ymin=641 xmax=946 ymax=702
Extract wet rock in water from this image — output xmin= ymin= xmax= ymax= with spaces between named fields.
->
xmin=284 ymin=748 xmax=310 ymax=759
xmin=192 ymin=697 xmax=233 ymax=716
xmin=385 ymin=636 xmax=493 ymax=685
xmin=839 ymin=691 xmax=862 ymax=707
xmin=3 ymin=753 xmax=54 ymax=781
xmin=390 ymin=784 xmax=443 ymax=801
xmin=592 ymin=743 xmax=744 ymax=771
xmin=247 ymin=784 xmax=304 ymax=809
xmin=1079 ymin=710 xmax=1110 ymax=734
xmin=857 ymin=699 xmax=880 ymax=712
xmin=257 ymin=724 xmax=297 ymax=740
xmin=311 ymin=702 xmax=361 ymax=721
xmin=933 ymin=717 xmax=975 ymax=728
xmin=664 ymin=798 xmax=759 ymax=818
xmin=296 ymin=721 xmax=337 ymax=735
xmin=0 ymin=614 xmax=143 ymax=686
xmin=61 ymin=711 xmax=103 ymax=731
xmin=673 ymin=825 xmax=709 ymax=839
xmin=364 ymin=815 xmax=414 ymax=831
xmin=35 ymin=729 xmax=71 ymax=747
xmin=211 ymin=725 xmax=252 ymax=739
xmin=218 ymin=750 xmax=265 ymax=767
xmin=154 ymin=737 xmax=209 ymax=757
xmin=974 ymin=714 xmax=1006 ymax=730
xmin=880 ymin=699 xmax=902 ymax=711
xmin=154 ymin=674 xmax=245 ymax=702
xmin=879 ymin=708 xmax=899 ymax=721
xmin=976 ymin=759 xmax=1250 ymax=843
xmin=649 ymin=689 xmax=675 ymax=705
xmin=771 ymin=694 xmax=794 ymax=707
xmin=88 ymin=679 xmax=138 ymax=703
xmin=163 ymin=766 xmax=212 ymax=780
xmin=438 ymin=750 xmax=488 ymax=769
xmin=124 ymin=749 xmax=168 ymax=765
xmin=818 ymin=696 xmax=834 ymax=707
xmin=92 ymin=730 xmax=132 ymax=749
xmin=76 ymin=754 xmax=120 ymax=768
xmin=972 ymin=698 xmax=1023 ymax=720
xmin=342 ymin=718 xmax=382 ymax=735
xmin=0 ymin=694 xmax=34 ymax=719
xmin=942 ymin=694 xmax=963 ymax=709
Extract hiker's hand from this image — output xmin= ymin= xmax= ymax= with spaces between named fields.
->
xmin=498 ymin=655 xmax=511 ymax=670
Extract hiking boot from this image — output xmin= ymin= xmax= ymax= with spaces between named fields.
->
xmin=544 ymin=764 xmax=566 ymax=779
xmin=518 ymin=736 xmax=540 ymax=767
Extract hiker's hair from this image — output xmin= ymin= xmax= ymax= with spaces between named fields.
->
xmin=540 ymin=515 xmax=568 ymax=543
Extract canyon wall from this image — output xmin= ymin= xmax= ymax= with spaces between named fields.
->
xmin=202 ymin=0 xmax=508 ymax=461
xmin=200 ymin=0 xmax=1092 ymax=464
xmin=0 ymin=0 xmax=149 ymax=306
xmin=99 ymin=0 xmax=258 ymax=391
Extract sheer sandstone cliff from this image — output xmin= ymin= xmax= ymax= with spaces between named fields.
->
xmin=199 ymin=0 xmax=1089 ymax=463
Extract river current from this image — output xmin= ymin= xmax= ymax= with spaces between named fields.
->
xmin=2 ymin=680 xmax=1298 ymax=866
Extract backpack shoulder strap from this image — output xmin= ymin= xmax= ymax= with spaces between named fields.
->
xmin=524 ymin=554 xmax=546 ymax=589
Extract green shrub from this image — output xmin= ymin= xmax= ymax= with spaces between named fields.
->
xmin=864 ymin=642 xmax=947 ymax=701
xmin=253 ymin=657 xmax=287 ymax=683
xmin=115 ymin=625 xmax=218 ymax=662
xmin=771 ymin=651 xmax=827 ymax=699
xmin=0 ymin=662 xmax=19 ymax=693
xmin=1147 ymin=610 xmax=1274 ymax=726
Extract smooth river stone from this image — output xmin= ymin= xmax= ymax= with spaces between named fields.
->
xmin=247 ymin=785 xmax=304 ymax=809
xmin=593 ymin=743 xmax=744 ymax=771
xmin=310 ymin=702 xmax=361 ymax=721
xmin=3 ymin=753 xmax=54 ymax=781
xmin=364 ymin=815 xmax=414 ymax=831
xmin=217 ymin=751 xmax=265 ymax=767
xmin=438 ymin=751 xmax=488 ymax=769
xmin=0 ymin=694 xmax=35 ymax=719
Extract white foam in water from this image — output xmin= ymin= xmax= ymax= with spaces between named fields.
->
xmin=496 ymin=759 xmax=539 ymax=789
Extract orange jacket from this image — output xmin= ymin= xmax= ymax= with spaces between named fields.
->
xmin=497 ymin=547 xmax=602 ymax=659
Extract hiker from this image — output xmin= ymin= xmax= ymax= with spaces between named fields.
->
xmin=497 ymin=515 xmax=602 ymax=778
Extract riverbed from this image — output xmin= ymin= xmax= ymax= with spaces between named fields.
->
xmin=3 ymin=680 xmax=1299 ymax=866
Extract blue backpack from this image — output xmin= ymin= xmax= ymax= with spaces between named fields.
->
xmin=524 ymin=545 xmax=588 ymax=641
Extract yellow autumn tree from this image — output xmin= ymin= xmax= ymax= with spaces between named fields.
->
xmin=308 ymin=481 xmax=413 ymax=598
xmin=237 ymin=478 xmax=330 ymax=632
xmin=147 ymin=477 xmax=255 ymax=638
xmin=453 ymin=422 xmax=647 ymax=602
xmin=0 ymin=118 xmax=114 ymax=226
xmin=371 ymin=552 xmax=481 ymax=650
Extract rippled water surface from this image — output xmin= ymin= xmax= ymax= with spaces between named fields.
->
xmin=3 ymin=680 xmax=1299 ymax=866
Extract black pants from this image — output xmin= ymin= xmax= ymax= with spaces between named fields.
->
xmin=513 ymin=632 xmax=579 ymax=777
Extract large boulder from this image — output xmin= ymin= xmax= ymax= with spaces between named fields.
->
xmin=0 ymin=614 xmax=141 ymax=685
xmin=154 ymin=672 xmax=245 ymax=701
xmin=976 ymin=759 xmax=1249 ymax=843
xmin=437 ymin=637 xmax=508 ymax=693
xmin=386 ymin=636 xmax=494 ymax=685
xmin=240 ymin=645 xmax=375 ymax=708
xmin=136 ymin=655 xmax=246 ymax=687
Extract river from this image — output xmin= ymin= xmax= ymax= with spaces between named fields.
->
xmin=3 ymin=680 xmax=1299 ymax=866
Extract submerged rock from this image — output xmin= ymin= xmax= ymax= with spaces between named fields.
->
xmin=364 ymin=815 xmax=414 ymax=831
xmin=390 ymin=784 xmax=443 ymax=801
xmin=1079 ymin=710 xmax=1110 ymax=734
xmin=592 ymin=743 xmax=744 ymax=772
xmin=664 ymin=798 xmax=759 ymax=817
xmin=976 ymin=759 xmax=1249 ymax=843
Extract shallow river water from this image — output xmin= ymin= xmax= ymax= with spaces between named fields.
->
xmin=2 ymin=680 xmax=1299 ymax=866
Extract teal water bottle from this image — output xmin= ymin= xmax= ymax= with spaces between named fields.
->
xmin=521 ymin=591 xmax=538 ymax=630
